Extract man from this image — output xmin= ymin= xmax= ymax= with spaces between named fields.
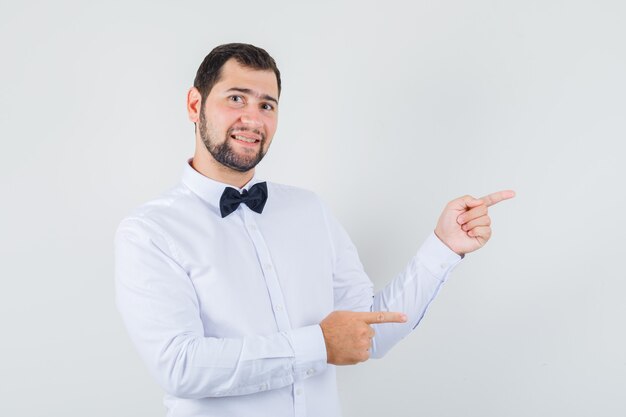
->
xmin=115 ymin=43 xmax=514 ymax=417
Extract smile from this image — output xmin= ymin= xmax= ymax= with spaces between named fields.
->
xmin=231 ymin=134 xmax=261 ymax=144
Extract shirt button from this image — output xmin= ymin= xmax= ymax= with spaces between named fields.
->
xmin=249 ymin=224 xmax=257 ymax=231
xmin=265 ymin=264 xmax=273 ymax=270
xmin=275 ymin=304 xmax=283 ymax=311
xmin=306 ymin=368 xmax=315 ymax=376
xmin=440 ymin=263 xmax=447 ymax=269
xmin=295 ymin=388 xmax=302 ymax=396
xmin=259 ymin=383 xmax=268 ymax=391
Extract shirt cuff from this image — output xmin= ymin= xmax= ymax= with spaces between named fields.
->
xmin=289 ymin=324 xmax=328 ymax=380
xmin=417 ymin=232 xmax=463 ymax=282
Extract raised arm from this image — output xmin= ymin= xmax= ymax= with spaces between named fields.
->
xmin=319 ymin=190 xmax=515 ymax=360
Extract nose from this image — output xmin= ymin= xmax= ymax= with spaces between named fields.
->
xmin=240 ymin=109 xmax=263 ymax=128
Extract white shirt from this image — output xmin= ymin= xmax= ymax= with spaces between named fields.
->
xmin=115 ymin=161 xmax=462 ymax=417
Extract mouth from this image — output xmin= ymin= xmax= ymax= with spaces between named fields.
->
xmin=230 ymin=133 xmax=261 ymax=146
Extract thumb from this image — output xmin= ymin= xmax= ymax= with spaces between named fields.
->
xmin=453 ymin=195 xmax=484 ymax=210
xmin=465 ymin=198 xmax=484 ymax=208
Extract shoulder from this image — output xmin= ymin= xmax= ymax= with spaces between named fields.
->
xmin=116 ymin=183 xmax=200 ymax=240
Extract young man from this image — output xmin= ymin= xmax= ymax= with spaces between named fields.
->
xmin=115 ymin=43 xmax=514 ymax=417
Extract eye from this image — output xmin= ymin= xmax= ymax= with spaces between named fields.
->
xmin=261 ymin=103 xmax=275 ymax=111
xmin=229 ymin=95 xmax=244 ymax=103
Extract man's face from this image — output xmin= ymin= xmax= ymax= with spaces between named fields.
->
xmin=198 ymin=59 xmax=279 ymax=172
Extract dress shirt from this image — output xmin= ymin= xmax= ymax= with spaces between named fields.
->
xmin=115 ymin=160 xmax=462 ymax=417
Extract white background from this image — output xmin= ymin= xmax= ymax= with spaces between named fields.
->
xmin=1 ymin=0 xmax=625 ymax=416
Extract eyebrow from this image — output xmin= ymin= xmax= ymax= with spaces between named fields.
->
xmin=226 ymin=87 xmax=278 ymax=105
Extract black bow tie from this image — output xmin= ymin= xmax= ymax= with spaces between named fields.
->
xmin=219 ymin=182 xmax=268 ymax=218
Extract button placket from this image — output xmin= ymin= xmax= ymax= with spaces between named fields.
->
xmin=243 ymin=211 xmax=292 ymax=332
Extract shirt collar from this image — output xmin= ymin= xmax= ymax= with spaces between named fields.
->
xmin=181 ymin=159 xmax=263 ymax=208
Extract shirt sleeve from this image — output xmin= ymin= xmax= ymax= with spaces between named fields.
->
xmin=115 ymin=217 xmax=327 ymax=399
xmin=321 ymin=203 xmax=462 ymax=359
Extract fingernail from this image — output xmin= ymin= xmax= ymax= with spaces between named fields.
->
xmin=457 ymin=216 xmax=464 ymax=224
xmin=400 ymin=314 xmax=407 ymax=322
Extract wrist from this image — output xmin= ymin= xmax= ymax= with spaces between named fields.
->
xmin=433 ymin=229 xmax=464 ymax=257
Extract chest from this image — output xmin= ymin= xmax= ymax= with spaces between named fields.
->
xmin=175 ymin=206 xmax=335 ymax=337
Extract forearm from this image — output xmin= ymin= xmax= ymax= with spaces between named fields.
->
xmin=370 ymin=232 xmax=462 ymax=358
xmin=124 ymin=324 xmax=327 ymax=399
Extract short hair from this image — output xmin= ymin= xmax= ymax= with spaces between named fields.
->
xmin=193 ymin=43 xmax=281 ymax=106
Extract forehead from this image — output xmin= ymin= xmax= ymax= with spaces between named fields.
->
xmin=212 ymin=59 xmax=278 ymax=98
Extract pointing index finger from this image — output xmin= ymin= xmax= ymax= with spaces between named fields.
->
xmin=480 ymin=190 xmax=516 ymax=207
xmin=360 ymin=311 xmax=408 ymax=325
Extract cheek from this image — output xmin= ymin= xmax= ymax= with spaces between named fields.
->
xmin=223 ymin=111 xmax=244 ymax=130
xmin=264 ymin=116 xmax=278 ymax=138
xmin=208 ymin=107 xmax=242 ymax=132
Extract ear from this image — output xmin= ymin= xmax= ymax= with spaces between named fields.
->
xmin=187 ymin=87 xmax=202 ymax=123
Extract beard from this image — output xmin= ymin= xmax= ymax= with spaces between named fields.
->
xmin=198 ymin=108 xmax=267 ymax=173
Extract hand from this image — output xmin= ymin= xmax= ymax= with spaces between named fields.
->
xmin=434 ymin=190 xmax=516 ymax=256
xmin=319 ymin=311 xmax=407 ymax=365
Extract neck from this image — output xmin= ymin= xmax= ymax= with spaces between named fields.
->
xmin=192 ymin=139 xmax=254 ymax=189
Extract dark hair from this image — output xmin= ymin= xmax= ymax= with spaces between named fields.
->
xmin=193 ymin=43 xmax=281 ymax=106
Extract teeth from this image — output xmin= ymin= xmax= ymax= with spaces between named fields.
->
xmin=233 ymin=135 xmax=257 ymax=143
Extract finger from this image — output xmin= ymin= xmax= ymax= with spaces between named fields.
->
xmin=461 ymin=215 xmax=491 ymax=231
xmin=369 ymin=327 xmax=375 ymax=339
xmin=359 ymin=311 xmax=408 ymax=325
xmin=452 ymin=195 xmax=484 ymax=211
xmin=480 ymin=190 xmax=516 ymax=208
xmin=457 ymin=204 xmax=488 ymax=225
xmin=467 ymin=226 xmax=492 ymax=239
xmin=358 ymin=337 xmax=371 ymax=350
